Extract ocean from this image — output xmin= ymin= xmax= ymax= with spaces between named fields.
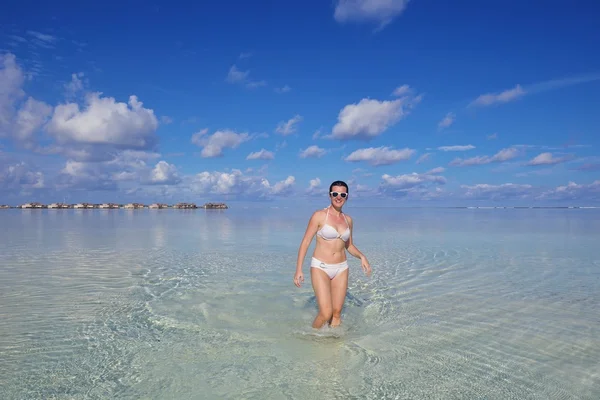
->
xmin=1 ymin=207 xmax=599 ymax=399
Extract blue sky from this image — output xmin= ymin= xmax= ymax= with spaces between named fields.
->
xmin=1 ymin=0 xmax=599 ymax=207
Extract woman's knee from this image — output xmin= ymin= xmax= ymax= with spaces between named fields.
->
xmin=332 ymin=307 xmax=342 ymax=318
xmin=319 ymin=307 xmax=333 ymax=320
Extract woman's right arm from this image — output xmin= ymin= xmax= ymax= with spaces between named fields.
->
xmin=295 ymin=211 xmax=320 ymax=273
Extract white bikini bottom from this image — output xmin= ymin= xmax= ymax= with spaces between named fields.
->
xmin=310 ymin=257 xmax=349 ymax=280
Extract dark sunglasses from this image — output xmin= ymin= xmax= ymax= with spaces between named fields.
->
xmin=330 ymin=191 xmax=348 ymax=198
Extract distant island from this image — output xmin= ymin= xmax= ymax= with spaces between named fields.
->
xmin=0 ymin=202 xmax=229 ymax=209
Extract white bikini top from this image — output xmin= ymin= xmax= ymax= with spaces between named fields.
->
xmin=316 ymin=207 xmax=350 ymax=242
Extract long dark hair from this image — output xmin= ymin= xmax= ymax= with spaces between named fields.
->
xmin=329 ymin=180 xmax=349 ymax=194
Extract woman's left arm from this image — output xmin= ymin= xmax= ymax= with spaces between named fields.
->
xmin=345 ymin=217 xmax=372 ymax=276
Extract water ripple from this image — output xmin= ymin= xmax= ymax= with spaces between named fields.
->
xmin=1 ymin=209 xmax=599 ymax=399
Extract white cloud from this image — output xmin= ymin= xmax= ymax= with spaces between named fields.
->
xmin=26 ymin=30 xmax=57 ymax=45
xmin=460 ymin=183 xmax=534 ymax=200
xmin=13 ymin=30 xmax=57 ymax=55
xmin=271 ymin=176 xmax=295 ymax=194
xmin=46 ymin=92 xmax=159 ymax=148
xmin=14 ymin=97 xmax=53 ymax=146
xmin=306 ymin=178 xmax=324 ymax=196
xmin=57 ymin=159 xmax=118 ymax=191
xmin=515 ymin=168 xmax=555 ymax=178
xmin=540 ymin=180 xmax=600 ymax=201
xmin=437 ymin=144 xmax=475 ymax=152
xmin=160 ymin=116 xmax=173 ymax=124
xmin=487 ymin=133 xmax=498 ymax=140
xmin=514 ymin=143 xmax=590 ymax=151
xmin=489 ymin=147 xmax=520 ymax=161
xmin=61 ymin=160 xmax=85 ymax=176
xmin=7 ymin=35 xmax=27 ymax=45
xmin=275 ymin=141 xmax=287 ymax=151
xmin=246 ymin=80 xmax=267 ymax=89
xmin=149 ymin=161 xmax=180 ymax=185
xmin=40 ymin=143 xmax=158 ymax=163
xmin=427 ymin=166 xmax=445 ymax=174
xmin=275 ymin=85 xmax=291 ymax=94
xmin=334 ymin=0 xmax=410 ymax=29
xmin=526 ymin=152 xmax=572 ymax=166
xmin=188 ymin=169 xmax=295 ymax=197
xmin=226 ymin=65 xmax=249 ymax=83
xmin=56 ymin=152 xmax=174 ymax=191
xmin=470 ymin=74 xmax=600 ymax=108
xmin=275 ymin=115 xmax=302 ymax=135
xmin=438 ymin=112 xmax=455 ymax=129
xmin=113 ymin=150 xmax=161 ymax=164
xmin=299 ymin=145 xmax=327 ymax=159
xmin=344 ymin=146 xmax=415 ymax=166
xmin=575 ymin=162 xmax=600 ymax=172
xmin=330 ymin=91 xmax=421 ymax=140
xmin=112 ymin=171 xmax=138 ymax=182
xmin=226 ymin=64 xmax=266 ymax=89
xmin=416 ymin=153 xmax=432 ymax=164
xmin=64 ymin=72 xmax=86 ymax=98
xmin=528 ymin=74 xmax=600 ymax=94
xmin=0 ymin=53 xmax=53 ymax=148
xmin=191 ymin=129 xmax=250 ymax=158
xmin=247 ymin=149 xmax=274 ymax=160
xmin=351 ymin=167 xmax=373 ymax=178
xmin=351 ymin=183 xmax=376 ymax=196
xmin=0 ymin=54 xmax=185 ymax=197
xmin=0 ymin=162 xmax=44 ymax=191
xmin=470 ymin=85 xmax=526 ymax=107
xmin=191 ymin=128 xmax=211 ymax=144
xmin=392 ymin=84 xmax=411 ymax=97
xmin=450 ymin=147 xmax=519 ymax=167
xmin=380 ymin=167 xmax=446 ymax=192
xmin=438 ymin=112 xmax=456 ymax=129
xmin=307 ymin=177 xmax=321 ymax=192
xmin=0 ymin=53 xmax=26 ymax=136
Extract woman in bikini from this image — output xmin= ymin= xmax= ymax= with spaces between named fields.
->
xmin=294 ymin=180 xmax=371 ymax=328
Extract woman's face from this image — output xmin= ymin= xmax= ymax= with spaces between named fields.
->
xmin=329 ymin=185 xmax=348 ymax=207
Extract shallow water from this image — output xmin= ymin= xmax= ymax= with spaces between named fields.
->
xmin=1 ymin=207 xmax=599 ymax=399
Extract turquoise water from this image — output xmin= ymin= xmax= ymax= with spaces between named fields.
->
xmin=1 ymin=207 xmax=599 ymax=399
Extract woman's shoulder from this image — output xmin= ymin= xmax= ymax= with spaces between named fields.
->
xmin=311 ymin=207 xmax=327 ymax=217
xmin=309 ymin=207 xmax=329 ymax=221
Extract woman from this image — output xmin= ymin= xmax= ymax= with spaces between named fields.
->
xmin=294 ymin=180 xmax=371 ymax=328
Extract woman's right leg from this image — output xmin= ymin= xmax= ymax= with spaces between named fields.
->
xmin=329 ymin=267 xmax=349 ymax=327
xmin=310 ymin=267 xmax=333 ymax=328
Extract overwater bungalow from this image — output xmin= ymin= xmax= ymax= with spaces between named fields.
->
xmin=149 ymin=203 xmax=169 ymax=209
xmin=202 ymin=202 xmax=228 ymax=209
xmin=48 ymin=203 xmax=70 ymax=209
xmin=98 ymin=203 xmax=120 ymax=209
xmin=21 ymin=202 xmax=44 ymax=208
xmin=124 ymin=203 xmax=146 ymax=209
xmin=73 ymin=203 xmax=94 ymax=209
xmin=173 ymin=202 xmax=197 ymax=209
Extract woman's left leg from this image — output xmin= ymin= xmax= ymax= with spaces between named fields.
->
xmin=329 ymin=268 xmax=349 ymax=327
xmin=310 ymin=267 xmax=334 ymax=329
